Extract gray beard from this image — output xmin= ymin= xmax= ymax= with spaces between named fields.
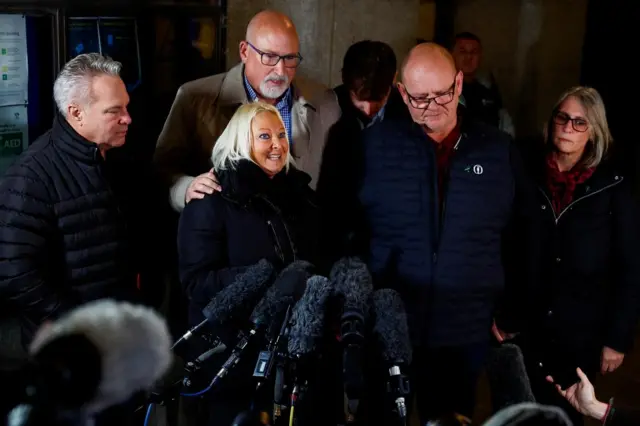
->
xmin=260 ymin=77 xmax=289 ymax=99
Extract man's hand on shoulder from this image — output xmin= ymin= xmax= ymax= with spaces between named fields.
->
xmin=185 ymin=169 xmax=221 ymax=204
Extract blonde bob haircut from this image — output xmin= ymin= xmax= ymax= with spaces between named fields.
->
xmin=543 ymin=86 xmax=613 ymax=169
xmin=211 ymin=102 xmax=295 ymax=172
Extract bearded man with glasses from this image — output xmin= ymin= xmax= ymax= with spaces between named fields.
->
xmin=154 ymin=9 xmax=325 ymax=212
xmin=351 ymin=42 xmax=538 ymax=424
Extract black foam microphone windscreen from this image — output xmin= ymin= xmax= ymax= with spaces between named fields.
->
xmin=486 ymin=343 xmax=536 ymax=412
xmin=287 ymin=275 xmax=334 ymax=356
xmin=249 ymin=260 xmax=313 ymax=333
xmin=372 ymin=288 xmax=412 ymax=365
xmin=372 ymin=288 xmax=412 ymax=421
xmin=330 ymin=257 xmax=374 ymax=415
xmin=202 ymin=259 xmax=275 ymax=324
xmin=330 ymin=257 xmax=373 ymax=339
xmin=210 ymin=262 xmax=312 ymax=386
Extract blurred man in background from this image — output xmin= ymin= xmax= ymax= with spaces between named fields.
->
xmin=451 ymin=31 xmax=514 ymax=137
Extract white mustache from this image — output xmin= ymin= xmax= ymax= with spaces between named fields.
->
xmin=264 ymin=74 xmax=288 ymax=84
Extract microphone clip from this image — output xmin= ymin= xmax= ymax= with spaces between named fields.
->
xmin=252 ymin=350 xmax=273 ymax=379
xmin=252 ymin=305 xmax=292 ymax=383
xmin=386 ymin=365 xmax=410 ymax=421
xmin=181 ymin=340 xmax=227 ymax=391
xmin=387 ymin=366 xmax=410 ymax=396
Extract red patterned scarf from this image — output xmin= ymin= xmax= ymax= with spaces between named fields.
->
xmin=545 ymin=154 xmax=594 ymax=214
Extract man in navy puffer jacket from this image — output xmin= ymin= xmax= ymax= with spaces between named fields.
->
xmin=352 ymin=42 xmax=537 ymax=423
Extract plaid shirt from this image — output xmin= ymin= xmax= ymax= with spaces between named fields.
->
xmin=243 ymin=74 xmax=294 ymax=144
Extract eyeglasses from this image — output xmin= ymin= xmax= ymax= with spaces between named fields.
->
xmin=553 ymin=111 xmax=589 ymax=133
xmin=400 ymin=79 xmax=456 ymax=109
xmin=246 ymin=41 xmax=303 ymax=68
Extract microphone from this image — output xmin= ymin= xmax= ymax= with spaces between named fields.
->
xmin=330 ymin=257 xmax=373 ymax=418
xmin=211 ymin=261 xmax=312 ymax=386
xmin=486 ymin=343 xmax=535 ymax=412
xmin=284 ymin=275 xmax=334 ymax=419
xmin=173 ymin=259 xmax=275 ymax=348
xmin=9 ymin=300 xmax=172 ymax=424
xmin=372 ymin=288 xmax=412 ymax=424
xmin=287 ymin=275 xmax=334 ymax=357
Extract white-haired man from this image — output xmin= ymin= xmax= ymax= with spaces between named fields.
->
xmin=0 ymin=53 xmax=156 ymax=350
xmin=154 ymin=9 xmax=325 ymax=211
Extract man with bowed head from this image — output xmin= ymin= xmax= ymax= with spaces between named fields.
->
xmin=155 ymin=9 xmax=325 ymax=211
xmin=352 ymin=42 xmax=535 ymax=423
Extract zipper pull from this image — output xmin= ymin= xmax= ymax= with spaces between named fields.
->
xmin=267 ymin=220 xmax=285 ymax=263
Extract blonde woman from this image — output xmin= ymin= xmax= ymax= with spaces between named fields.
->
xmin=514 ymin=87 xmax=640 ymax=426
xmin=177 ymin=102 xmax=321 ymax=425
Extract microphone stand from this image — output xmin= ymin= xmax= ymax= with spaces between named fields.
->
xmin=341 ymin=312 xmax=366 ymax=424
xmin=287 ymin=359 xmax=310 ymax=426
xmin=251 ymin=306 xmax=293 ymax=425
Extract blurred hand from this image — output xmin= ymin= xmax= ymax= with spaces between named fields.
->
xmin=186 ymin=169 xmax=221 ymax=204
xmin=491 ymin=319 xmax=518 ymax=343
xmin=546 ymin=368 xmax=608 ymax=420
xmin=601 ymin=346 xmax=624 ymax=374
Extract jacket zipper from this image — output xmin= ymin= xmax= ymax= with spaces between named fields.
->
xmin=94 ymin=149 xmax=125 ymax=221
xmin=260 ymin=196 xmax=298 ymax=263
xmin=434 ymin=134 xmax=463 ymax=264
xmin=538 ymin=177 xmax=623 ymax=224
xmin=267 ymin=220 xmax=286 ymax=263
xmin=94 ymin=148 xmax=132 ymax=280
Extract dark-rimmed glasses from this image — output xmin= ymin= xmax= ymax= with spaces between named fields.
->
xmin=246 ymin=41 xmax=302 ymax=68
xmin=400 ymin=79 xmax=456 ymax=109
xmin=553 ymin=111 xmax=589 ymax=133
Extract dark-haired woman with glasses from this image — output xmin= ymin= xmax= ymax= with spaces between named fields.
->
xmin=510 ymin=86 xmax=640 ymax=425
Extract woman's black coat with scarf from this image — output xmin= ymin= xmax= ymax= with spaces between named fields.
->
xmin=518 ymin=144 xmax=640 ymax=376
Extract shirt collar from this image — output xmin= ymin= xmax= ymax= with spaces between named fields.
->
xmin=358 ymin=102 xmax=388 ymax=130
xmin=435 ymin=118 xmax=462 ymax=153
xmin=372 ymin=104 xmax=387 ymax=124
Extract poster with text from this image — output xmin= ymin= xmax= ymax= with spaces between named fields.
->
xmin=0 ymin=105 xmax=28 ymax=173
xmin=0 ymin=14 xmax=28 ymax=107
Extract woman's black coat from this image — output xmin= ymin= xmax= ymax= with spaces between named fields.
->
xmin=519 ymin=147 xmax=640 ymax=379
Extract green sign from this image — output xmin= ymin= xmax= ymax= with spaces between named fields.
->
xmin=0 ymin=132 xmax=23 ymax=156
